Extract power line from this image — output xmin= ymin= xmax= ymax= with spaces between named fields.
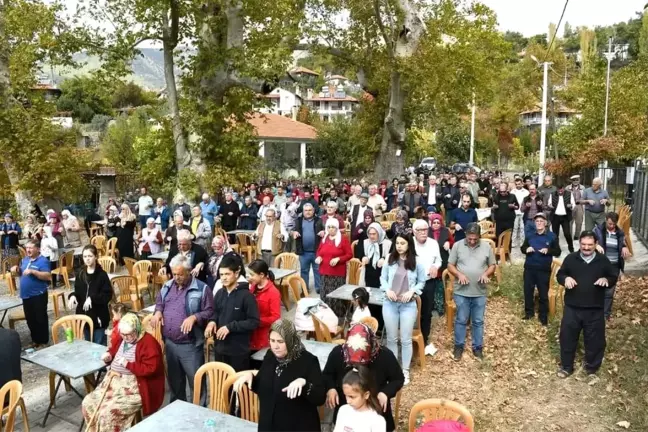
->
xmin=542 ymin=0 xmax=570 ymax=63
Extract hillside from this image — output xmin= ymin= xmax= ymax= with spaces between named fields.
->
xmin=52 ymin=48 xmax=168 ymax=90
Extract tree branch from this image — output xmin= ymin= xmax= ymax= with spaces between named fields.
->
xmin=169 ymin=0 xmax=179 ymax=48
xmin=373 ymin=0 xmax=393 ymax=57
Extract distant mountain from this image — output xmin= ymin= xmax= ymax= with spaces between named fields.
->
xmin=52 ymin=48 xmax=168 ymax=90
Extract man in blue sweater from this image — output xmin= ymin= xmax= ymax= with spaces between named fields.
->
xmin=520 ymin=213 xmax=561 ymax=325
xmin=449 ymin=194 xmax=478 ymax=242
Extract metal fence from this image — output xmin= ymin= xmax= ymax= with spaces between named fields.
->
xmin=578 ymin=166 xmax=634 ymax=212
xmin=632 ymin=164 xmax=648 ymax=245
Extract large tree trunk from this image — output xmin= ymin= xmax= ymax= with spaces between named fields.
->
xmin=373 ymin=0 xmax=426 ymax=180
xmin=375 ymin=71 xmax=406 ymax=179
xmin=161 ymin=1 xmax=206 ymax=202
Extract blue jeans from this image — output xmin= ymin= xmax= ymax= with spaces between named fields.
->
xmin=84 ymin=327 xmax=107 ymax=346
xmin=453 ymin=294 xmax=486 ymax=351
xmin=300 ymin=252 xmax=321 ymax=293
xmin=139 ymin=215 xmax=149 ymax=228
xmin=382 ymin=299 xmax=418 ymax=370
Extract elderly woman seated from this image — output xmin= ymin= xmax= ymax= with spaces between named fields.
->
xmin=82 ymin=313 xmax=165 ymax=431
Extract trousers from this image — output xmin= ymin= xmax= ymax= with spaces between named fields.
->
xmin=552 ymin=215 xmax=573 ymax=252
xmin=165 ymin=339 xmax=205 ymax=405
xmin=23 ymin=292 xmax=49 ymax=345
xmin=523 ymin=268 xmax=550 ymax=323
xmin=559 ymin=305 xmax=606 ymax=374
xmin=571 ymin=205 xmax=584 ymax=238
xmin=453 ymin=294 xmax=486 ymax=351
xmin=584 ymin=211 xmax=606 ymax=231
xmin=512 ymin=214 xmax=525 ymax=247
xmin=419 ymin=278 xmax=443 ymax=345
xmin=299 ymin=251 xmax=321 ymax=293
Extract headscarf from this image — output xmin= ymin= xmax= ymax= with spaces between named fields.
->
xmin=324 ymin=217 xmax=341 ymax=247
xmin=146 ymin=217 xmax=156 ymax=227
xmin=364 ymin=222 xmax=386 ymax=268
xmin=428 ymin=213 xmax=443 ymax=241
xmin=416 ymin=421 xmax=470 ymax=432
xmin=60 ymin=209 xmax=79 ymax=228
xmin=120 ymin=312 xmax=145 ymax=343
xmin=342 ymin=323 xmax=380 ymax=366
xmin=270 ymin=319 xmax=305 ymax=375
xmin=393 ymin=210 xmax=412 ymax=236
xmin=119 ymin=205 xmax=135 ymax=224
xmin=108 ymin=205 xmax=118 ymax=216
xmin=48 ymin=212 xmax=62 ymax=232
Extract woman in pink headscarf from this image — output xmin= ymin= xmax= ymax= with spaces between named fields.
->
xmin=427 ymin=213 xmax=453 ymax=316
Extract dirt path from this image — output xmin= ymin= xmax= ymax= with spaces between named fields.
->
xmin=398 ymin=278 xmax=646 ymax=432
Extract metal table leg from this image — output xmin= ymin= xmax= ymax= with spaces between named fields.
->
xmin=42 ymin=375 xmax=65 ymax=427
xmin=0 ymin=309 xmax=7 ymax=328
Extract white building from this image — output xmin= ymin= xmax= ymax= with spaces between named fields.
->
xmin=519 ymin=104 xmax=581 ymax=129
xmin=305 ymin=85 xmax=359 ymax=122
xmin=258 ymin=87 xmax=302 ymax=117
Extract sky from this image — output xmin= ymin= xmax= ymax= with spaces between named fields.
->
xmin=482 ymin=0 xmax=644 ymax=37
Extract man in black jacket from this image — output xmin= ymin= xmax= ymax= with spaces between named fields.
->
xmin=492 ymin=183 xmax=518 ymax=249
xmin=205 ymin=254 xmax=259 ymax=372
xmin=292 ymin=204 xmax=324 ymax=294
xmin=556 ymin=231 xmax=618 ymax=381
xmin=162 ymin=229 xmax=209 ymax=282
xmin=218 ymin=192 xmax=240 ymax=234
xmin=548 ymin=185 xmax=575 ymax=253
xmin=442 ymin=176 xmax=460 ymax=223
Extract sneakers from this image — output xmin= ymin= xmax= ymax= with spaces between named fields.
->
xmin=424 ymin=343 xmax=438 ymax=356
xmin=403 ymin=369 xmax=410 ymax=385
xmin=453 ymin=346 xmax=463 ymax=361
xmin=473 ymin=349 xmax=484 ymax=361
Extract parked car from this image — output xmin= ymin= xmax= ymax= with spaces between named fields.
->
xmin=416 ymin=157 xmax=437 ymax=174
xmin=451 ymin=162 xmax=481 ymax=174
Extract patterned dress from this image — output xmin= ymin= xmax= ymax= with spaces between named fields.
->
xmin=81 ymin=340 xmax=141 ymax=432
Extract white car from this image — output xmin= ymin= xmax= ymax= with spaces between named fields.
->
xmin=417 ymin=157 xmax=437 ymax=173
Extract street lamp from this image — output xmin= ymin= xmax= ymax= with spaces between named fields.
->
xmin=531 ymin=55 xmax=552 ymax=186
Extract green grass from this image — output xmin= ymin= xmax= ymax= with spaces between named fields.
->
xmin=492 ymin=263 xmax=524 ymax=303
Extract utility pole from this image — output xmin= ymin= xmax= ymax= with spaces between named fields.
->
xmin=538 ymin=61 xmax=550 ymax=186
xmin=600 ymin=37 xmax=614 ymax=189
xmin=469 ymin=93 xmax=476 ymax=166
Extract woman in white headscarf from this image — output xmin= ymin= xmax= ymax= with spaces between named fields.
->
xmin=137 ymin=218 xmax=163 ymax=259
xmin=116 ymin=204 xmax=136 ymax=263
xmin=355 ymin=222 xmax=392 ymax=289
xmin=315 ymin=218 xmax=353 ymax=317
xmin=61 ymin=209 xmax=82 ymax=247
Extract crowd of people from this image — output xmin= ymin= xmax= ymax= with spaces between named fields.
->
xmin=0 ymin=169 xmax=630 ymax=431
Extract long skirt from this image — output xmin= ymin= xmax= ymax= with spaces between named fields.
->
xmin=320 ymin=275 xmax=347 ymax=318
xmin=82 ymin=373 xmax=142 ymax=432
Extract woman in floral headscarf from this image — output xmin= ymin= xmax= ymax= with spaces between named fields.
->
xmin=82 ymin=313 xmax=165 ymax=432
xmin=22 ymin=214 xmax=42 ymax=241
xmin=47 ymin=211 xmax=66 ymax=248
xmin=387 ymin=210 xmax=412 ymax=240
xmin=351 ymin=209 xmax=375 ymax=242
xmin=323 ymin=323 xmax=405 ymax=432
xmin=355 ymin=222 xmax=392 ymax=289
xmin=233 ymin=319 xmax=326 ymax=431
xmin=61 ymin=209 xmax=82 ymax=248
xmin=428 ymin=213 xmax=453 ymax=275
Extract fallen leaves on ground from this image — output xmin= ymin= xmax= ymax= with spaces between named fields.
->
xmin=397 ymin=275 xmax=648 ymax=432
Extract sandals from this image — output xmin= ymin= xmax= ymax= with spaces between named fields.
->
xmin=556 ymin=369 xmax=572 ymax=378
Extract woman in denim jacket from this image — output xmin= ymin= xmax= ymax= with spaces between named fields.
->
xmin=380 ymin=233 xmax=426 ymax=385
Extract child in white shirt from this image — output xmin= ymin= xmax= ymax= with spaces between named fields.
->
xmin=351 ymin=287 xmax=372 ymax=323
xmin=333 ymin=366 xmax=386 ymax=432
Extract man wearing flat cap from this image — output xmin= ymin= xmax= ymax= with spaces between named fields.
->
xmin=566 ymin=175 xmax=585 ymax=240
xmin=350 ymin=192 xmax=372 ymax=228
xmin=520 ymin=212 xmax=561 ymax=325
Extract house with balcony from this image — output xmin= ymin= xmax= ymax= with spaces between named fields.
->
xmin=258 ymin=87 xmax=302 ymax=118
xmin=519 ymin=103 xmax=581 ymax=130
xmin=305 ymin=85 xmax=359 ymax=122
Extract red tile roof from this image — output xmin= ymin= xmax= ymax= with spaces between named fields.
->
xmin=249 ymin=113 xmax=317 ymax=141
